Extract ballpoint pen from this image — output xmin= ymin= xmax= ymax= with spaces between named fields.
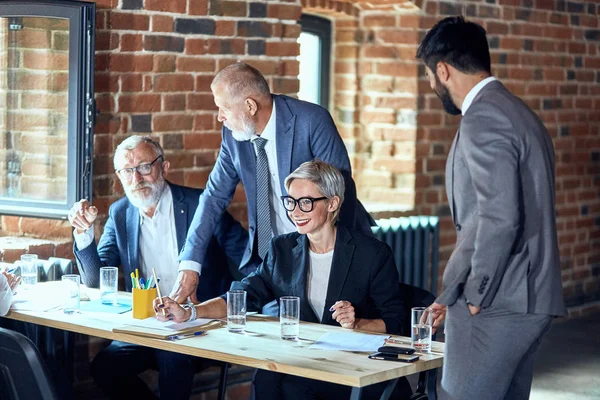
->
xmin=167 ymin=331 xmax=207 ymax=341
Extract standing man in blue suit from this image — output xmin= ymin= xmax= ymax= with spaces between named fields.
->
xmin=173 ymin=62 xmax=374 ymax=303
xmin=68 ymin=135 xmax=247 ymax=400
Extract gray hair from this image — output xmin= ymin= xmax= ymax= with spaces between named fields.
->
xmin=211 ymin=62 xmax=271 ymax=103
xmin=113 ymin=135 xmax=164 ymax=168
xmin=285 ymin=160 xmax=345 ymax=224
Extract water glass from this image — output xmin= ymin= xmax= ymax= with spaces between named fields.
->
xmin=227 ymin=290 xmax=246 ymax=333
xmin=411 ymin=307 xmax=432 ymax=353
xmin=100 ymin=266 xmax=118 ymax=305
xmin=280 ymin=296 xmax=300 ymax=340
xmin=62 ymin=274 xmax=80 ymax=314
xmin=20 ymin=254 xmax=38 ymax=288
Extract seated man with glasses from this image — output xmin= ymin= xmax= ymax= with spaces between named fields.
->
xmin=154 ymin=160 xmax=412 ymax=400
xmin=68 ymin=135 xmax=248 ymax=400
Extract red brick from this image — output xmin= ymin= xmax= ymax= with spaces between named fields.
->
xmin=145 ymin=0 xmax=186 ymax=13
xmin=2 ymin=249 xmax=26 ymax=263
xmin=215 ymin=20 xmax=236 ymax=36
xmin=152 ymin=15 xmax=174 ymax=33
xmin=153 ymin=114 xmax=194 ymax=132
xmin=96 ymin=31 xmax=119 ymax=51
xmin=336 ymin=45 xmax=358 ymax=59
xmin=189 ymin=0 xmax=208 ymax=15
xmin=153 ymin=55 xmax=176 ymax=72
xmin=1 ymin=216 xmax=20 ymax=233
xmin=187 ymin=93 xmax=217 ymax=110
xmin=118 ymin=94 xmax=161 ymax=113
xmin=283 ymin=24 xmax=302 ymax=39
xmin=109 ymin=12 xmax=149 ymax=31
xmin=377 ymin=62 xmax=418 ymax=78
xmin=194 ymin=114 xmax=216 ymax=131
xmin=363 ymin=15 xmax=396 ymax=28
xmin=195 ymin=75 xmax=215 ymax=92
xmin=109 ymin=54 xmax=153 ymax=72
xmin=184 ymin=133 xmax=223 ymax=149
xmin=272 ymin=77 xmax=299 ymax=94
xmin=280 ymin=60 xmax=299 ymax=76
xmin=376 ymin=29 xmax=420 ymax=44
xmin=154 ymin=74 xmax=194 ymax=92
xmin=359 ymin=110 xmax=395 ymax=124
xmin=166 ymin=153 xmax=195 ymax=169
xmin=20 ymin=218 xmax=72 ymax=239
xmin=120 ymin=34 xmax=143 ymax=51
xmin=163 ymin=94 xmax=186 ymax=111
xmin=176 ymin=57 xmax=216 ymax=72
xmin=184 ymin=170 xmax=211 ymax=187
xmin=267 ymin=4 xmax=302 ymax=20
xmin=265 ymin=41 xmax=300 ymax=57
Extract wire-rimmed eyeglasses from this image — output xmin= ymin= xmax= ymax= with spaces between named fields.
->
xmin=281 ymin=195 xmax=328 ymax=213
xmin=116 ymin=156 xmax=162 ymax=180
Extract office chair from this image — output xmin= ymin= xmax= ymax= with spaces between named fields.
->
xmin=398 ymin=282 xmax=438 ymax=400
xmin=0 ymin=327 xmax=58 ymax=400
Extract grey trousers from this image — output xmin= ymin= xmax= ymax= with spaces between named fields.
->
xmin=440 ymin=295 xmax=552 ymax=400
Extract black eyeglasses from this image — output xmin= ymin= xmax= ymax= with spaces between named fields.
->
xmin=281 ymin=195 xmax=328 ymax=213
xmin=116 ymin=156 xmax=162 ymax=180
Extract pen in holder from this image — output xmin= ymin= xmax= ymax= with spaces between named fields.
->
xmin=132 ymin=287 xmax=157 ymax=319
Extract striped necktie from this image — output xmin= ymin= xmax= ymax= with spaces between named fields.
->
xmin=253 ymin=137 xmax=272 ymax=260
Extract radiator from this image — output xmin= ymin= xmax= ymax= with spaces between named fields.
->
xmin=372 ymin=216 xmax=440 ymax=295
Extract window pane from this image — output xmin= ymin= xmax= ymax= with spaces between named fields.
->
xmin=0 ymin=16 xmax=70 ymax=203
xmin=297 ymin=31 xmax=321 ymax=106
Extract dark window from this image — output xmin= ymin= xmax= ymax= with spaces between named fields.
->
xmin=0 ymin=0 xmax=95 ymax=219
xmin=298 ymin=15 xmax=331 ymax=109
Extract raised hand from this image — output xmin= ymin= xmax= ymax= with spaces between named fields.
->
xmin=68 ymin=199 xmax=98 ymax=234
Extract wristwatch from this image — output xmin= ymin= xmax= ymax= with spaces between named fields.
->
xmin=183 ymin=303 xmax=197 ymax=322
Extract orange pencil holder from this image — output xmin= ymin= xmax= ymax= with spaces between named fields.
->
xmin=132 ymin=288 xmax=157 ymax=319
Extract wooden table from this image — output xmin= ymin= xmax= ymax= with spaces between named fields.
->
xmin=3 ymin=283 xmax=444 ymax=400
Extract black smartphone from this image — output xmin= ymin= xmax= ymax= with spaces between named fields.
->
xmin=377 ymin=346 xmax=415 ymax=355
xmin=368 ymin=352 xmax=419 ymax=362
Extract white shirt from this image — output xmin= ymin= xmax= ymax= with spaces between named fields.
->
xmin=251 ymin=104 xmax=296 ymax=237
xmin=307 ymin=249 xmax=334 ymax=321
xmin=0 ymin=273 xmax=14 ymax=316
xmin=461 ymin=76 xmax=497 ymax=115
xmin=74 ymin=186 xmax=179 ymax=296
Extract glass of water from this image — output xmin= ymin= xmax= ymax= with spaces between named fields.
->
xmin=227 ymin=290 xmax=246 ymax=333
xmin=100 ymin=266 xmax=118 ymax=305
xmin=280 ymin=296 xmax=300 ymax=340
xmin=20 ymin=254 xmax=38 ymax=288
xmin=411 ymin=307 xmax=433 ymax=353
xmin=62 ymin=274 xmax=80 ymax=314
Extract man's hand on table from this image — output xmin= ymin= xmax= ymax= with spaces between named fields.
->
xmin=170 ymin=270 xmax=199 ymax=304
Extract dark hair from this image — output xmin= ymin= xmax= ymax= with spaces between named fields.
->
xmin=416 ymin=16 xmax=491 ymax=75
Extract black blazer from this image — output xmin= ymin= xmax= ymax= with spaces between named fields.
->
xmin=229 ymin=225 xmax=406 ymax=334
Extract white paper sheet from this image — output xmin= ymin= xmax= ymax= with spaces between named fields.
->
xmin=309 ymin=332 xmax=387 ymax=352
xmin=123 ymin=316 xmax=218 ymax=331
xmin=11 ymin=287 xmax=64 ymax=312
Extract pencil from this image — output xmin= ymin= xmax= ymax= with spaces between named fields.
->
xmin=152 ymin=268 xmax=166 ymax=316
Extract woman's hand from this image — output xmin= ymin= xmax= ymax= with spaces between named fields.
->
xmin=330 ymin=300 xmax=356 ymax=329
xmin=152 ymin=296 xmax=191 ymax=322
xmin=2 ymin=271 xmax=21 ymax=293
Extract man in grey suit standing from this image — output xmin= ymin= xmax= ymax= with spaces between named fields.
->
xmin=171 ymin=62 xmax=374 ymax=303
xmin=417 ymin=16 xmax=566 ymax=400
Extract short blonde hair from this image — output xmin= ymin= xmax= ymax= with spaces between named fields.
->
xmin=285 ymin=160 xmax=345 ymax=224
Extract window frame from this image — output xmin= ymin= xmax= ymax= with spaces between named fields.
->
xmin=0 ymin=0 xmax=95 ymax=219
xmin=299 ymin=14 xmax=332 ymax=110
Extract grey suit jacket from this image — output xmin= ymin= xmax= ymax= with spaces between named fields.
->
xmin=436 ymin=80 xmax=566 ymax=316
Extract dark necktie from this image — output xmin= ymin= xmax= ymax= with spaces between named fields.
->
xmin=253 ymin=137 xmax=272 ymax=260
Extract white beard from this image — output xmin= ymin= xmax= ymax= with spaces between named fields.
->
xmin=125 ymin=178 xmax=166 ymax=210
xmin=229 ymin=114 xmax=256 ymax=142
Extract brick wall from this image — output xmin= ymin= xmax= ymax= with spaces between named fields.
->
xmin=1 ymin=0 xmax=599 ymax=310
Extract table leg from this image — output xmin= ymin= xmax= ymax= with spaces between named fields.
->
xmin=350 ymin=387 xmax=363 ymax=400
xmin=217 ymin=362 xmax=229 ymax=400
xmin=379 ymin=378 xmax=399 ymax=400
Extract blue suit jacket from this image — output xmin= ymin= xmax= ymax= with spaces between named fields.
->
xmin=74 ymin=182 xmax=248 ymax=301
xmin=181 ymin=95 xmax=375 ymax=276
xmin=228 ymin=225 xmax=406 ymax=334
